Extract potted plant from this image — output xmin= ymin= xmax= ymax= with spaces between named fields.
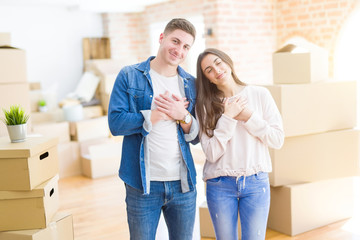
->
xmin=2 ymin=105 xmax=30 ymax=143
xmin=38 ymin=99 xmax=48 ymax=112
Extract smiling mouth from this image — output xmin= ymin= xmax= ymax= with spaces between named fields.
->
xmin=170 ymin=52 xmax=179 ymax=59
xmin=216 ymin=72 xmax=225 ymax=79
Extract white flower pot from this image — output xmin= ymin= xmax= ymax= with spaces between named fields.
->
xmin=6 ymin=123 xmax=27 ymax=143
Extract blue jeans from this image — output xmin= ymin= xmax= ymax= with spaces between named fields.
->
xmin=125 ymin=181 xmax=197 ymax=240
xmin=206 ymin=173 xmax=270 ymax=240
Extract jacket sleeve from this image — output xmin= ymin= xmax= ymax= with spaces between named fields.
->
xmin=242 ymin=88 xmax=284 ymax=149
xmin=108 ymin=69 xmax=149 ymax=137
xmin=199 ymin=114 xmax=237 ymax=163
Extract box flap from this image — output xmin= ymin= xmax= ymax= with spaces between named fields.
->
xmin=0 ymin=46 xmax=22 ymax=50
xmin=0 ymin=175 xmax=59 ymax=200
xmin=275 ymin=44 xmax=309 ymax=53
xmin=0 ymin=136 xmax=58 ymax=158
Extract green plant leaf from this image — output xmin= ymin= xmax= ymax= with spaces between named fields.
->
xmin=1 ymin=105 xmax=30 ymax=125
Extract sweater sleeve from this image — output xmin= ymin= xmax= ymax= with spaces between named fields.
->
xmin=242 ymin=87 xmax=284 ymax=149
xmin=199 ymin=114 xmax=238 ymax=163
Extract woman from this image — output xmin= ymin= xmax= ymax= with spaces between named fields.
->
xmin=196 ymin=48 xmax=284 ymax=240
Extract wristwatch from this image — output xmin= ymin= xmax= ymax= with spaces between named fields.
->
xmin=179 ymin=111 xmax=191 ymax=124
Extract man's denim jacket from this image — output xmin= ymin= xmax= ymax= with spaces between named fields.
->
xmin=108 ymin=56 xmax=199 ymax=195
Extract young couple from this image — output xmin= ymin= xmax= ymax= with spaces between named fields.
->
xmin=108 ymin=18 xmax=284 ymax=240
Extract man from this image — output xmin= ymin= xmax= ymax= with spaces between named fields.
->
xmin=108 ymin=18 xmax=198 ymax=240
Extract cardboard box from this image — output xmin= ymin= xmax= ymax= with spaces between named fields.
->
xmin=0 ymin=212 xmax=74 ymax=240
xmin=99 ymin=74 xmax=118 ymax=94
xmin=83 ymin=105 xmax=104 ymax=119
xmin=0 ymin=83 xmax=31 ymax=137
xmin=80 ymin=137 xmax=122 ymax=178
xmin=31 ymin=121 xmax=70 ymax=144
xmin=30 ymin=109 xmax=65 ymax=124
xmin=268 ymin=177 xmax=354 ymax=236
xmin=0 ymin=32 xmax=11 ymax=46
xmin=190 ymin=144 xmax=206 ymax=165
xmin=58 ymin=141 xmax=81 ymax=179
xmin=269 ymin=129 xmax=360 ymax=186
xmin=264 ymin=80 xmax=357 ymax=137
xmin=199 ymin=201 xmax=241 ymax=239
xmin=100 ymin=92 xmax=110 ymax=114
xmin=0 ymin=46 xmax=27 ymax=83
xmin=0 ymin=136 xmax=59 ymax=191
xmin=0 ymin=175 xmax=60 ymax=231
xmin=29 ymin=81 xmax=42 ymax=90
xmin=273 ymin=43 xmax=328 ymax=84
xmin=69 ymin=116 xmax=109 ymax=142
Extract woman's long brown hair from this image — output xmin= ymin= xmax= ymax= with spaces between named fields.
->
xmin=195 ymin=48 xmax=246 ymax=138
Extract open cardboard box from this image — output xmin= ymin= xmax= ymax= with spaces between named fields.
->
xmin=272 ymin=43 xmax=328 ymax=84
xmin=80 ymin=137 xmax=123 ymax=178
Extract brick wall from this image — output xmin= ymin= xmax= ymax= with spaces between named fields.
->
xmin=103 ymin=0 xmax=359 ymax=82
xmin=275 ymin=0 xmax=358 ymax=77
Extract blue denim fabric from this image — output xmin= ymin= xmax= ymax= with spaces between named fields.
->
xmin=125 ymin=181 xmax=197 ymax=240
xmin=108 ymin=56 xmax=198 ymax=194
xmin=206 ymin=173 xmax=270 ymax=240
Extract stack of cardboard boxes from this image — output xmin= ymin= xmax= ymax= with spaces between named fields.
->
xmin=0 ymin=32 xmax=74 ymax=239
xmin=0 ymin=136 xmax=74 ymax=239
xmin=266 ymin=43 xmax=359 ymax=236
xmin=0 ymin=33 xmax=31 ymax=138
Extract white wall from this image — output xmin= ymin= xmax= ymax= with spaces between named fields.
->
xmin=0 ymin=5 xmax=104 ymax=101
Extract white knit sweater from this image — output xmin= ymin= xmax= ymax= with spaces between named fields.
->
xmin=199 ymin=85 xmax=285 ymax=181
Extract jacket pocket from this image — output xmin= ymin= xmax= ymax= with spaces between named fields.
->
xmin=127 ymin=88 xmax=145 ymax=111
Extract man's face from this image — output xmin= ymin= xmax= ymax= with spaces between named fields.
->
xmin=158 ymin=29 xmax=194 ymax=67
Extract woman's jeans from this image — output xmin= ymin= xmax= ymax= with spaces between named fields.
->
xmin=206 ymin=173 xmax=270 ymax=240
xmin=125 ymin=180 xmax=196 ymax=240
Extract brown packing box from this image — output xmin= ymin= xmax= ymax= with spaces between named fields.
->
xmin=83 ymin=105 xmax=104 ymax=119
xmin=0 ymin=83 xmax=31 ymax=137
xmin=272 ymin=43 xmax=328 ymax=84
xmin=264 ymin=80 xmax=357 ymax=137
xmin=99 ymin=74 xmax=118 ymax=94
xmin=30 ymin=109 xmax=65 ymax=124
xmin=100 ymin=92 xmax=110 ymax=114
xmin=268 ymin=177 xmax=354 ymax=236
xmin=58 ymin=141 xmax=81 ymax=179
xmin=199 ymin=201 xmax=241 ymax=239
xmin=69 ymin=116 xmax=109 ymax=142
xmin=0 ymin=175 xmax=60 ymax=231
xmin=80 ymin=137 xmax=122 ymax=178
xmin=269 ymin=129 xmax=360 ymax=186
xmin=0 ymin=136 xmax=59 ymax=191
xmin=190 ymin=145 xmax=206 ymax=165
xmin=0 ymin=212 xmax=74 ymax=240
xmin=0 ymin=46 xmax=27 ymax=83
xmin=29 ymin=81 xmax=42 ymax=90
xmin=0 ymin=32 xmax=11 ymax=46
xmin=31 ymin=121 xmax=70 ymax=144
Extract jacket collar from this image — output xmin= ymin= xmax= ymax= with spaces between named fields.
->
xmin=136 ymin=56 xmax=193 ymax=80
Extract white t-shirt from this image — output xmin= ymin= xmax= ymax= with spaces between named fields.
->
xmin=148 ymin=69 xmax=182 ymax=181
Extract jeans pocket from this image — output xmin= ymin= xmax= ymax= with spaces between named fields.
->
xmin=255 ymin=172 xmax=269 ymax=181
xmin=207 ymin=177 xmax=221 ymax=184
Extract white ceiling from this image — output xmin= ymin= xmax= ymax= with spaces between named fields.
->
xmin=0 ymin=0 xmax=170 ymax=13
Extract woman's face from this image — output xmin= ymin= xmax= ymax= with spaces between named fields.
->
xmin=200 ymin=53 xmax=232 ymax=86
